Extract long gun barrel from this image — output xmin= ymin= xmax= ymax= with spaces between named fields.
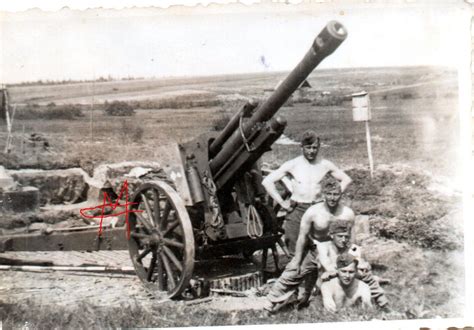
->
xmin=209 ymin=21 xmax=347 ymax=189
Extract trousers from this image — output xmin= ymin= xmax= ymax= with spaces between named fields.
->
xmin=267 ymin=246 xmax=319 ymax=304
xmin=358 ymin=272 xmax=389 ymax=307
xmin=283 ymin=203 xmax=312 ymax=256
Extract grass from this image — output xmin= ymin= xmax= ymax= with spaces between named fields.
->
xmin=15 ymin=104 xmax=84 ymax=120
xmin=0 ymin=248 xmax=464 ymax=328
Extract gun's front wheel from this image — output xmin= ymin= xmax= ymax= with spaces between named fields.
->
xmin=128 ymin=180 xmax=195 ymax=299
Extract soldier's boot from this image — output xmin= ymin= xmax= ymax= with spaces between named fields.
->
xmin=297 ymin=270 xmax=318 ymax=310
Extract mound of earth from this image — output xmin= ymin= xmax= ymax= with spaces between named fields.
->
xmin=343 ymin=165 xmax=462 ymax=251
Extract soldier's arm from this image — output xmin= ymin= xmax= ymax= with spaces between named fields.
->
xmin=321 ymin=282 xmax=338 ymax=312
xmin=325 ymin=160 xmax=352 ymax=192
xmin=262 ymin=161 xmax=294 ymax=209
xmin=360 ymin=284 xmax=373 ymax=309
xmin=318 ymin=243 xmax=337 ymax=280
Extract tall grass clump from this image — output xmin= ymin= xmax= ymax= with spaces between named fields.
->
xmin=104 ymin=100 xmax=135 ymax=116
xmin=16 ymin=104 xmax=84 ymax=120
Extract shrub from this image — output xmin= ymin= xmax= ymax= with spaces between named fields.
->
xmin=16 ymin=104 xmax=84 ymax=120
xmin=311 ymin=94 xmax=344 ymax=106
xmin=130 ymin=125 xmax=144 ymax=143
xmin=211 ymin=111 xmax=232 ymax=131
xmin=104 ymin=101 xmax=135 ymax=116
xmin=120 ymin=120 xmax=144 ymax=143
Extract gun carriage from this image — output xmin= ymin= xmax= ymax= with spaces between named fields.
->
xmin=0 ymin=21 xmax=347 ymax=299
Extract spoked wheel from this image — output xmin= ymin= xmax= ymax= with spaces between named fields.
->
xmin=128 ymin=180 xmax=195 ymax=299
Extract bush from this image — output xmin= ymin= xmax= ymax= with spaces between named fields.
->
xmin=120 ymin=120 xmax=144 ymax=143
xmin=311 ymin=95 xmax=344 ymax=106
xmin=211 ymin=111 xmax=232 ymax=131
xmin=104 ymin=101 xmax=135 ymax=116
xmin=16 ymin=104 xmax=84 ymax=120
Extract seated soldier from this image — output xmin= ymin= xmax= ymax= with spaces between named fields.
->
xmin=320 ymin=253 xmax=372 ymax=312
xmin=263 ymin=180 xmax=354 ymax=313
xmin=318 ymin=220 xmax=390 ymax=310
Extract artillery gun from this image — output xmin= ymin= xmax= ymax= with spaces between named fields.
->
xmin=0 ymin=21 xmax=347 ymax=299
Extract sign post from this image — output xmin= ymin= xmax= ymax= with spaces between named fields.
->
xmin=351 ymin=91 xmax=374 ymax=178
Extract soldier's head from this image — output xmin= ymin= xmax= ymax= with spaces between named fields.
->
xmin=323 ymin=180 xmax=342 ymax=209
xmin=357 ymin=259 xmax=372 ymax=278
xmin=300 ymin=130 xmax=320 ymax=162
xmin=329 ymin=220 xmax=353 ymax=250
xmin=336 ymin=253 xmax=358 ymax=287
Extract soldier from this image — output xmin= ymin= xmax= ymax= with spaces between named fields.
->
xmin=321 ymin=253 xmax=372 ymax=312
xmin=354 ymin=259 xmax=390 ymax=311
xmin=318 ymin=220 xmax=390 ymax=311
xmin=318 ymin=220 xmax=355 ymax=283
xmin=264 ymin=180 xmax=354 ymax=313
xmin=262 ymin=130 xmax=352 ymax=255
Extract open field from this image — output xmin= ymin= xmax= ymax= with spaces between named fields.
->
xmin=1 ymin=66 xmax=460 ymax=178
xmin=0 ymin=66 xmax=465 ymax=327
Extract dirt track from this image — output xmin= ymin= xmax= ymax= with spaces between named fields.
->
xmin=0 ymin=251 xmax=270 ymax=311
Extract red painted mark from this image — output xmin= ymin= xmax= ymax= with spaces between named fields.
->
xmin=80 ymin=180 xmax=142 ymax=239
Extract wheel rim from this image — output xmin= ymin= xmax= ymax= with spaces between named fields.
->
xmin=128 ymin=180 xmax=195 ymax=299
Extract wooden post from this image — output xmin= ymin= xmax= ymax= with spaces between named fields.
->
xmin=351 ymin=91 xmax=374 ymax=178
xmin=21 ymin=124 xmax=25 ymax=154
xmin=365 ymin=120 xmax=374 ymax=178
xmin=4 ymin=105 xmax=11 ymax=154
xmin=4 ymin=104 xmax=16 ymax=154
xmin=90 ymin=80 xmax=94 ymax=142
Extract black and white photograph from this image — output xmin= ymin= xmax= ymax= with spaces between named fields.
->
xmin=0 ymin=1 xmax=472 ymax=328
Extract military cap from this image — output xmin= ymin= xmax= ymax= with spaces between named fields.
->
xmin=336 ymin=253 xmax=358 ymax=269
xmin=328 ymin=220 xmax=353 ymax=234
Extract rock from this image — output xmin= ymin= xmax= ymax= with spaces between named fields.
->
xmin=87 ymin=161 xmax=164 ymax=202
xmin=0 ymin=186 xmax=39 ymax=212
xmin=358 ymin=236 xmax=410 ymax=269
xmin=8 ymin=168 xmax=88 ymax=206
xmin=353 ymin=215 xmax=370 ymax=243
xmin=28 ymin=222 xmax=48 ymax=232
xmin=0 ymin=166 xmax=16 ymax=190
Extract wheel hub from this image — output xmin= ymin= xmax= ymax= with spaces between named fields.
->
xmin=149 ymin=231 xmax=162 ymax=249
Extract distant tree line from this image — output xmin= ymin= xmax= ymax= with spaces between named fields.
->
xmin=8 ymin=75 xmax=146 ymax=87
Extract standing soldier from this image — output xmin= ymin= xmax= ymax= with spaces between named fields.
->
xmin=262 ymin=130 xmax=352 ymax=255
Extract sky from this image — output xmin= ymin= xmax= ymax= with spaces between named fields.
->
xmin=0 ymin=1 xmax=470 ymax=83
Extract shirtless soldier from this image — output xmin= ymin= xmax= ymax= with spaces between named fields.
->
xmin=318 ymin=220 xmax=355 ymax=283
xmin=318 ymin=221 xmax=390 ymax=310
xmin=262 ymin=130 xmax=352 ymax=255
xmin=321 ymin=253 xmax=372 ymax=312
xmin=264 ymin=180 xmax=354 ymax=312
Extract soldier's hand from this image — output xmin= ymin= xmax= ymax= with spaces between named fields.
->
xmin=326 ymin=301 xmax=337 ymax=313
xmin=280 ymin=200 xmax=293 ymax=212
xmin=321 ymin=270 xmax=336 ymax=282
